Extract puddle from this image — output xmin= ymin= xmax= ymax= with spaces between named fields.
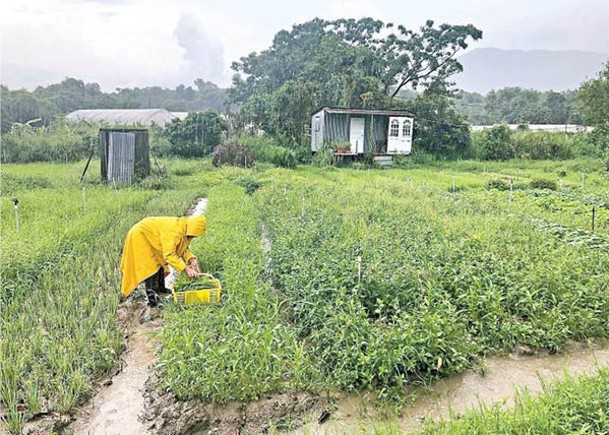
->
xmin=296 ymin=341 xmax=609 ymax=434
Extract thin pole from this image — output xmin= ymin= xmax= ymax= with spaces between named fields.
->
xmin=592 ymin=207 xmax=596 ymax=232
xmin=82 ymin=186 xmax=87 ymax=215
xmin=509 ymin=179 xmax=513 ymax=206
xmin=12 ymin=198 xmax=20 ymax=240
xmin=301 ymin=196 xmax=305 ymax=218
xmin=357 ymin=255 xmax=362 ymax=286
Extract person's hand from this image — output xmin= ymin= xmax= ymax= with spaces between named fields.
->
xmin=185 ymin=266 xmax=201 ymax=278
xmin=188 ymin=258 xmax=201 ymax=273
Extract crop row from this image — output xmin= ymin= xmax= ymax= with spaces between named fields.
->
xmin=0 ymin=163 xmax=200 ymax=434
xmin=256 ymin=168 xmax=609 ymax=403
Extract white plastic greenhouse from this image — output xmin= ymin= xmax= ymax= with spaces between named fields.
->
xmin=65 ymin=109 xmax=184 ymax=127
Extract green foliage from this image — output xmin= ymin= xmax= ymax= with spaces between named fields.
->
xmin=0 ymin=119 xmax=96 ymax=163
xmin=578 ymin=62 xmax=609 ymax=126
xmin=229 ymin=17 xmax=481 ymax=141
xmin=1 ymin=78 xmax=227 ymax=133
xmin=478 ymin=125 xmax=515 ymax=160
xmin=455 ymin=88 xmax=583 ymax=125
xmin=163 ymin=110 xmax=228 ymax=157
xmin=237 ymin=135 xmax=299 ymax=168
xmin=404 ymin=93 xmax=471 ymax=157
xmin=511 ymin=131 xmax=573 ymax=160
xmin=0 ymin=161 xmax=201 ymax=433
xmin=530 ymin=178 xmax=558 ymax=190
xmin=421 ymin=368 xmax=609 ymax=434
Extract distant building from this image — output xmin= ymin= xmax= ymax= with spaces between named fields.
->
xmin=65 ymin=109 xmax=186 ymax=127
xmin=471 ymin=124 xmax=594 ymax=133
xmin=311 ymin=107 xmax=415 ymax=156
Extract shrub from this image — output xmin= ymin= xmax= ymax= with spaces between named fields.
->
xmin=1 ymin=120 xmax=93 ymax=163
xmin=163 ymin=110 xmax=228 ymax=157
xmin=479 ymin=125 xmax=515 ymax=160
xmin=211 ymin=141 xmax=254 ymax=167
xmin=530 ymin=179 xmax=558 ymax=190
xmin=512 ymin=131 xmax=573 ymax=160
xmin=486 ymin=179 xmax=509 ymax=191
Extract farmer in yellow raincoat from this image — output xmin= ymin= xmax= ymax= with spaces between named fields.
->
xmin=120 ymin=215 xmax=206 ymax=307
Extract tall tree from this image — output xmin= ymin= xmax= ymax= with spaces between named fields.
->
xmin=229 ymin=17 xmax=482 ymax=141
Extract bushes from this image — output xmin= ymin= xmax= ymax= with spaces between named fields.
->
xmin=1 ymin=120 xmax=95 ymax=163
xmin=211 ymin=141 xmax=254 ymax=167
xmin=477 ymin=125 xmax=515 ymax=161
xmin=530 ymin=179 xmax=558 ymax=190
xmin=237 ymin=135 xmax=300 ymax=168
xmin=163 ymin=110 xmax=228 ymax=157
xmin=471 ymin=127 xmax=604 ymax=161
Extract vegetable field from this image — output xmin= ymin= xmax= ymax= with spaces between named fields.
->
xmin=1 ymin=158 xmax=608 ymax=434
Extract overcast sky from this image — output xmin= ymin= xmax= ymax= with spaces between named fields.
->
xmin=1 ymin=0 xmax=608 ymax=91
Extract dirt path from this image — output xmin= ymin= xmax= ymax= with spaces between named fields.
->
xmin=70 ymin=308 xmax=159 ymax=435
xmin=296 ymin=341 xmax=609 ymax=434
xmin=67 ymin=198 xmax=208 ymax=435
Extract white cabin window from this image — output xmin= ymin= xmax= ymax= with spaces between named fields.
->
xmin=402 ymin=119 xmax=411 ymax=137
xmin=314 ymin=117 xmax=320 ymax=132
xmin=390 ymin=119 xmax=400 ymax=137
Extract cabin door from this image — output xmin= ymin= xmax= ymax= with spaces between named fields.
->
xmin=349 ymin=117 xmax=365 ymax=154
xmin=387 ymin=117 xmax=412 ymax=154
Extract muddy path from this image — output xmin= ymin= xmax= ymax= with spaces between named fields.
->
xmin=295 ymin=341 xmax=609 ymax=434
xmin=64 ymin=198 xmax=209 ymax=435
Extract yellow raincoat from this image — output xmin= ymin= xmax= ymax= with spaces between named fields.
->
xmin=119 ymin=215 xmax=206 ymax=297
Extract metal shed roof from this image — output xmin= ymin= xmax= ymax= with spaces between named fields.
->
xmin=317 ymin=107 xmax=415 ymax=117
xmin=65 ymin=109 xmax=181 ymax=126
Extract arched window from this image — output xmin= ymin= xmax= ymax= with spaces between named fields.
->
xmin=402 ymin=119 xmax=411 ymax=137
xmin=390 ymin=119 xmax=400 ymax=137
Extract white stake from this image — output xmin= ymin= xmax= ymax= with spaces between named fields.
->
xmin=283 ymin=185 xmax=287 ymax=197
xmin=12 ymin=198 xmax=20 ymax=240
xmin=82 ymin=186 xmax=87 ymax=215
xmin=509 ymin=179 xmax=513 ymax=206
xmin=357 ymin=255 xmax=362 ymax=286
xmin=301 ymin=196 xmax=305 ymax=218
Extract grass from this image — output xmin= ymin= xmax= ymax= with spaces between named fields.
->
xmin=417 ymin=368 xmax=609 ymax=434
xmin=1 ymin=157 xmax=608 ymax=434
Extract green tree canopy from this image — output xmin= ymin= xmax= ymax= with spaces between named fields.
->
xmin=579 ymin=62 xmax=609 ymax=126
xmin=229 ymin=17 xmax=482 ymax=141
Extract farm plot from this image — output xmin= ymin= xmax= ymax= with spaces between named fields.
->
xmin=157 ymin=162 xmax=609 ymax=422
xmin=0 ymin=162 xmax=200 ymax=434
xmin=2 ymin=159 xmax=607 ymax=434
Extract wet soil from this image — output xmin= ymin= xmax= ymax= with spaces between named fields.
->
xmin=142 ymin=375 xmax=330 ymax=435
xmin=69 ymin=301 xmax=161 ymax=435
xmin=296 ymin=341 xmax=609 ymax=434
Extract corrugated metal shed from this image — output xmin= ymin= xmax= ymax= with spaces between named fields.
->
xmin=99 ymin=128 xmax=150 ymax=183
xmin=66 ymin=109 xmax=181 ymax=126
xmin=311 ymin=107 xmax=414 ymax=155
